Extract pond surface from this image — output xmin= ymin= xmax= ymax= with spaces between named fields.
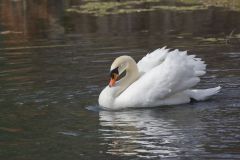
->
xmin=0 ymin=1 xmax=240 ymax=160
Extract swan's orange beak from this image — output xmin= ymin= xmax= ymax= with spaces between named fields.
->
xmin=109 ymin=73 xmax=118 ymax=87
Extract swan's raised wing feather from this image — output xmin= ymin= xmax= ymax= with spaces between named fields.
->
xmin=137 ymin=47 xmax=170 ymax=74
xmin=116 ymin=49 xmax=206 ymax=108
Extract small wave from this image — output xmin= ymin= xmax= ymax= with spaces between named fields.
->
xmin=58 ymin=131 xmax=80 ymax=137
xmin=85 ymin=105 xmax=102 ymax=112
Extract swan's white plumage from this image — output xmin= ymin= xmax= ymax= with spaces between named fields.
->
xmin=137 ymin=47 xmax=170 ymax=74
xmin=99 ymin=47 xmax=221 ymax=110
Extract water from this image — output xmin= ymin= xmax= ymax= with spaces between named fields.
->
xmin=0 ymin=1 xmax=240 ymax=160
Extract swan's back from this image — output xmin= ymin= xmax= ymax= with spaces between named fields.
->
xmin=137 ymin=47 xmax=206 ymax=76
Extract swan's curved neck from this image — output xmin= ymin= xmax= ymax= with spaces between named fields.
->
xmin=116 ymin=57 xmax=139 ymax=96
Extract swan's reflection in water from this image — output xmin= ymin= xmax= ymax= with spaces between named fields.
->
xmin=99 ymin=108 xmax=205 ymax=158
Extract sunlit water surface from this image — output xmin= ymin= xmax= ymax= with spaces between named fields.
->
xmin=0 ymin=1 xmax=240 ymax=160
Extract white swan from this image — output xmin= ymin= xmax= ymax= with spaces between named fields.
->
xmin=99 ymin=47 xmax=221 ymax=110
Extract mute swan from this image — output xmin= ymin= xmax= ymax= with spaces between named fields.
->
xmin=99 ymin=47 xmax=221 ymax=110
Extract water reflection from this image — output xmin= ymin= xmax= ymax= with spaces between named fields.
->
xmin=1 ymin=0 xmax=240 ymax=45
xmin=99 ymin=108 xmax=205 ymax=158
xmin=0 ymin=0 xmax=65 ymax=42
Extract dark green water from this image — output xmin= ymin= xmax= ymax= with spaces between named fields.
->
xmin=0 ymin=1 xmax=240 ymax=160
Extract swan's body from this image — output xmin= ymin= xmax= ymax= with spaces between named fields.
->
xmin=99 ymin=47 xmax=221 ymax=110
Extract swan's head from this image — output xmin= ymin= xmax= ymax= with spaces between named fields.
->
xmin=109 ymin=56 xmax=132 ymax=87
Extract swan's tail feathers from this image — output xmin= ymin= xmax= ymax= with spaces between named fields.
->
xmin=186 ymin=86 xmax=221 ymax=101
